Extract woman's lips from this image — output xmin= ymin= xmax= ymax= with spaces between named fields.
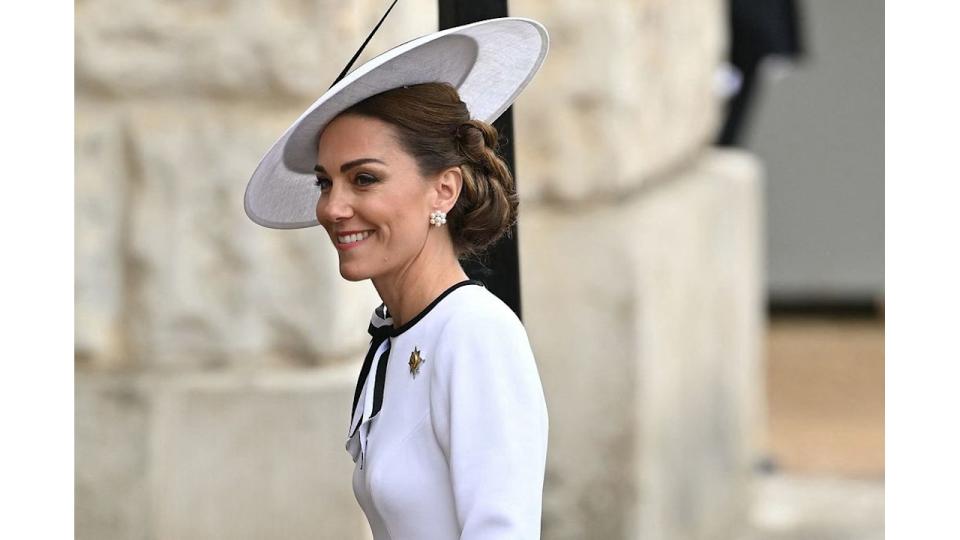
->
xmin=335 ymin=230 xmax=374 ymax=251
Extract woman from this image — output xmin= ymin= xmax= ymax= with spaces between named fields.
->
xmin=245 ymin=18 xmax=549 ymax=539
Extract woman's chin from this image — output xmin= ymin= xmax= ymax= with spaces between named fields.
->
xmin=338 ymin=263 xmax=370 ymax=282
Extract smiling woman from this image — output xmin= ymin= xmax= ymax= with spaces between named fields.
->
xmin=243 ymin=17 xmax=551 ymax=540
xmin=313 ymin=83 xmax=517 ymax=288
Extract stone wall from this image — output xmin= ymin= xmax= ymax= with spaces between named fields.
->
xmin=512 ymin=0 xmax=726 ymax=203
xmin=76 ymin=1 xmax=765 ymax=539
xmin=522 ymin=151 xmax=765 ymax=540
xmin=75 ymin=0 xmax=440 ymax=371
xmin=76 ymin=2 xmax=440 ymax=537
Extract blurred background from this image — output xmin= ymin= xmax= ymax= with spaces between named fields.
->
xmin=75 ymin=0 xmax=883 ymax=539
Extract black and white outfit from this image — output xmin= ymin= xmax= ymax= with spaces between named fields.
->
xmin=242 ymin=16 xmax=552 ymax=540
xmin=346 ymin=279 xmax=549 ymax=539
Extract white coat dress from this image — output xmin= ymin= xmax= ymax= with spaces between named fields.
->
xmin=346 ymin=279 xmax=549 ymax=539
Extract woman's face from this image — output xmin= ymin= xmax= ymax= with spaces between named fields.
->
xmin=315 ymin=113 xmax=435 ymax=282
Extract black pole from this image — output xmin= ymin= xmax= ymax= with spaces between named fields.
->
xmin=439 ymin=0 xmax=522 ymax=321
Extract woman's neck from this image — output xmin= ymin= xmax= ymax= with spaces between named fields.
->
xmin=371 ymin=241 xmax=469 ymax=329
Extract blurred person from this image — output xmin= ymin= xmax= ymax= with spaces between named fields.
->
xmin=717 ymin=0 xmax=805 ymax=145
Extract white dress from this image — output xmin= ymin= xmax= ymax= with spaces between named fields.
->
xmin=346 ymin=279 xmax=549 ymax=539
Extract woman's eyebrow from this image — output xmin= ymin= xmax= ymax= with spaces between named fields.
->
xmin=314 ymin=158 xmax=387 ymax=175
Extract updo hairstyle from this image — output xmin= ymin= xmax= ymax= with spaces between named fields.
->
xmin=340 ymin=82 xmax=518 ymax=259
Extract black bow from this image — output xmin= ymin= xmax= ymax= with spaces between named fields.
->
xmin=349 ymin=304 xmax=395 ymax=436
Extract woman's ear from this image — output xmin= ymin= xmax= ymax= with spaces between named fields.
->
xmin=433 ymin=166 xmax=463 ymax=212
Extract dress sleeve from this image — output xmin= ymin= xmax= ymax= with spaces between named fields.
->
xmin=429 ymin=310 xmax=550 ymax=539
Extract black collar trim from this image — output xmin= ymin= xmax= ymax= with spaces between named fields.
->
xmin=387 ymin=279 xmax=484 ymax=337
xmin=349 ymin=278 xmax=485 ymax=448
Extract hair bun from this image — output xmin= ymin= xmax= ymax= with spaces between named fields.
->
xmin=457 ymin=121 xmax=497 ymax=147
xmin=455 ymin=121 xmax=500 ymax=170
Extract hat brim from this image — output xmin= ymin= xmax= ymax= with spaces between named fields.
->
xmin=244 ymin=17 xmax=549 ymax=229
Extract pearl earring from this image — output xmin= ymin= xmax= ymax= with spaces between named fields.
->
xmin=429 ymin=210 xmax=447 ymax=227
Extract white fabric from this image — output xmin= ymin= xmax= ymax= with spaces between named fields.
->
xmin=346 ymin=282 xmax=549 ymax=539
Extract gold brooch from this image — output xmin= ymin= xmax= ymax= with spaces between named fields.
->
xmin=408 ymin=346 xmax=425 ymax=378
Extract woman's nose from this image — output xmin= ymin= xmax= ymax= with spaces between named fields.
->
xmin=316 ymin=184 xmax=354 ymax=224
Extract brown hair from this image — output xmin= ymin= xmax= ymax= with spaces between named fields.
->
xmin=341 ymin=82 xmax=518 ymax=259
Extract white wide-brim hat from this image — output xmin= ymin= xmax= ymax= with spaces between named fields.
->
xmin=244 ymin=17 xmax=549 ymax=229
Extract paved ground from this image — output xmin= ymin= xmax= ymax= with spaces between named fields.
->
xmin=740 ymin=473 xmax=884 ymax=540
xmin=765 ymin=316 xmax=884 ymax=476
xmin=741 ymin=315 xmax=884 ymax=539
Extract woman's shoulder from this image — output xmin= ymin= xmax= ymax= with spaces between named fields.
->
xmin=438 ymin=283 xmax=529 ymax=344
xmin=445 ymin=282 xmax=522 ymax=323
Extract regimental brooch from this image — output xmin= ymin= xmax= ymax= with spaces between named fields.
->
xmin=408 ymin=346 xmax=425 ymax=378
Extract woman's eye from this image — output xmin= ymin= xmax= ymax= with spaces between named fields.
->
xmin=314 ymin=177 xmax=331 ymax=189
xmin=356 ymin=173 xmax=379 ymax=186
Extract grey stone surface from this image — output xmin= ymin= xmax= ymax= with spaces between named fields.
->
xmin=75 ymin=0 xmax=438 ymax=101
xmin=75 ymin=100 xmax=382 ymax=369
xmin=512 ymin=0 xmax=727 ymax=203
xmin=75 ymin=373 xmax=152 ymax=540
xmin=75 ymin=366 xmax=369 ymax=540
xmin=74 ymin=0 xmax=433 ymax=368
xmin=150 ymin=366 xmax=365 ymax=540
xmin=76 ymin=105 xmax=128 ymax=368
xmin=520 ymin=150 xmax=765 ymax=540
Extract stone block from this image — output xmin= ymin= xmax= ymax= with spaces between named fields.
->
xmin=76 ymin=373 xmax=152 ymax=540
xmin=76 ymin=366 xmax=369 ymax=540
xmin=76 ymin=104 xmax=128 ymax=367
xmin=519 ymin=149 xmax=765 ymax=540
xmin=119 ymin=102 xmax=379 ymax=368
xmin=150 ymin=366 xmax=366 ymax=540
xmin=512 ymin=0 xmax=727 ymax=203
xmin=75 ymin=0 xmax=437 ymax=101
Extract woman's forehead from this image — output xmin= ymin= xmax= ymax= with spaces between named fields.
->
xmin=317 ymin=115 xmax=401 ymax=162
